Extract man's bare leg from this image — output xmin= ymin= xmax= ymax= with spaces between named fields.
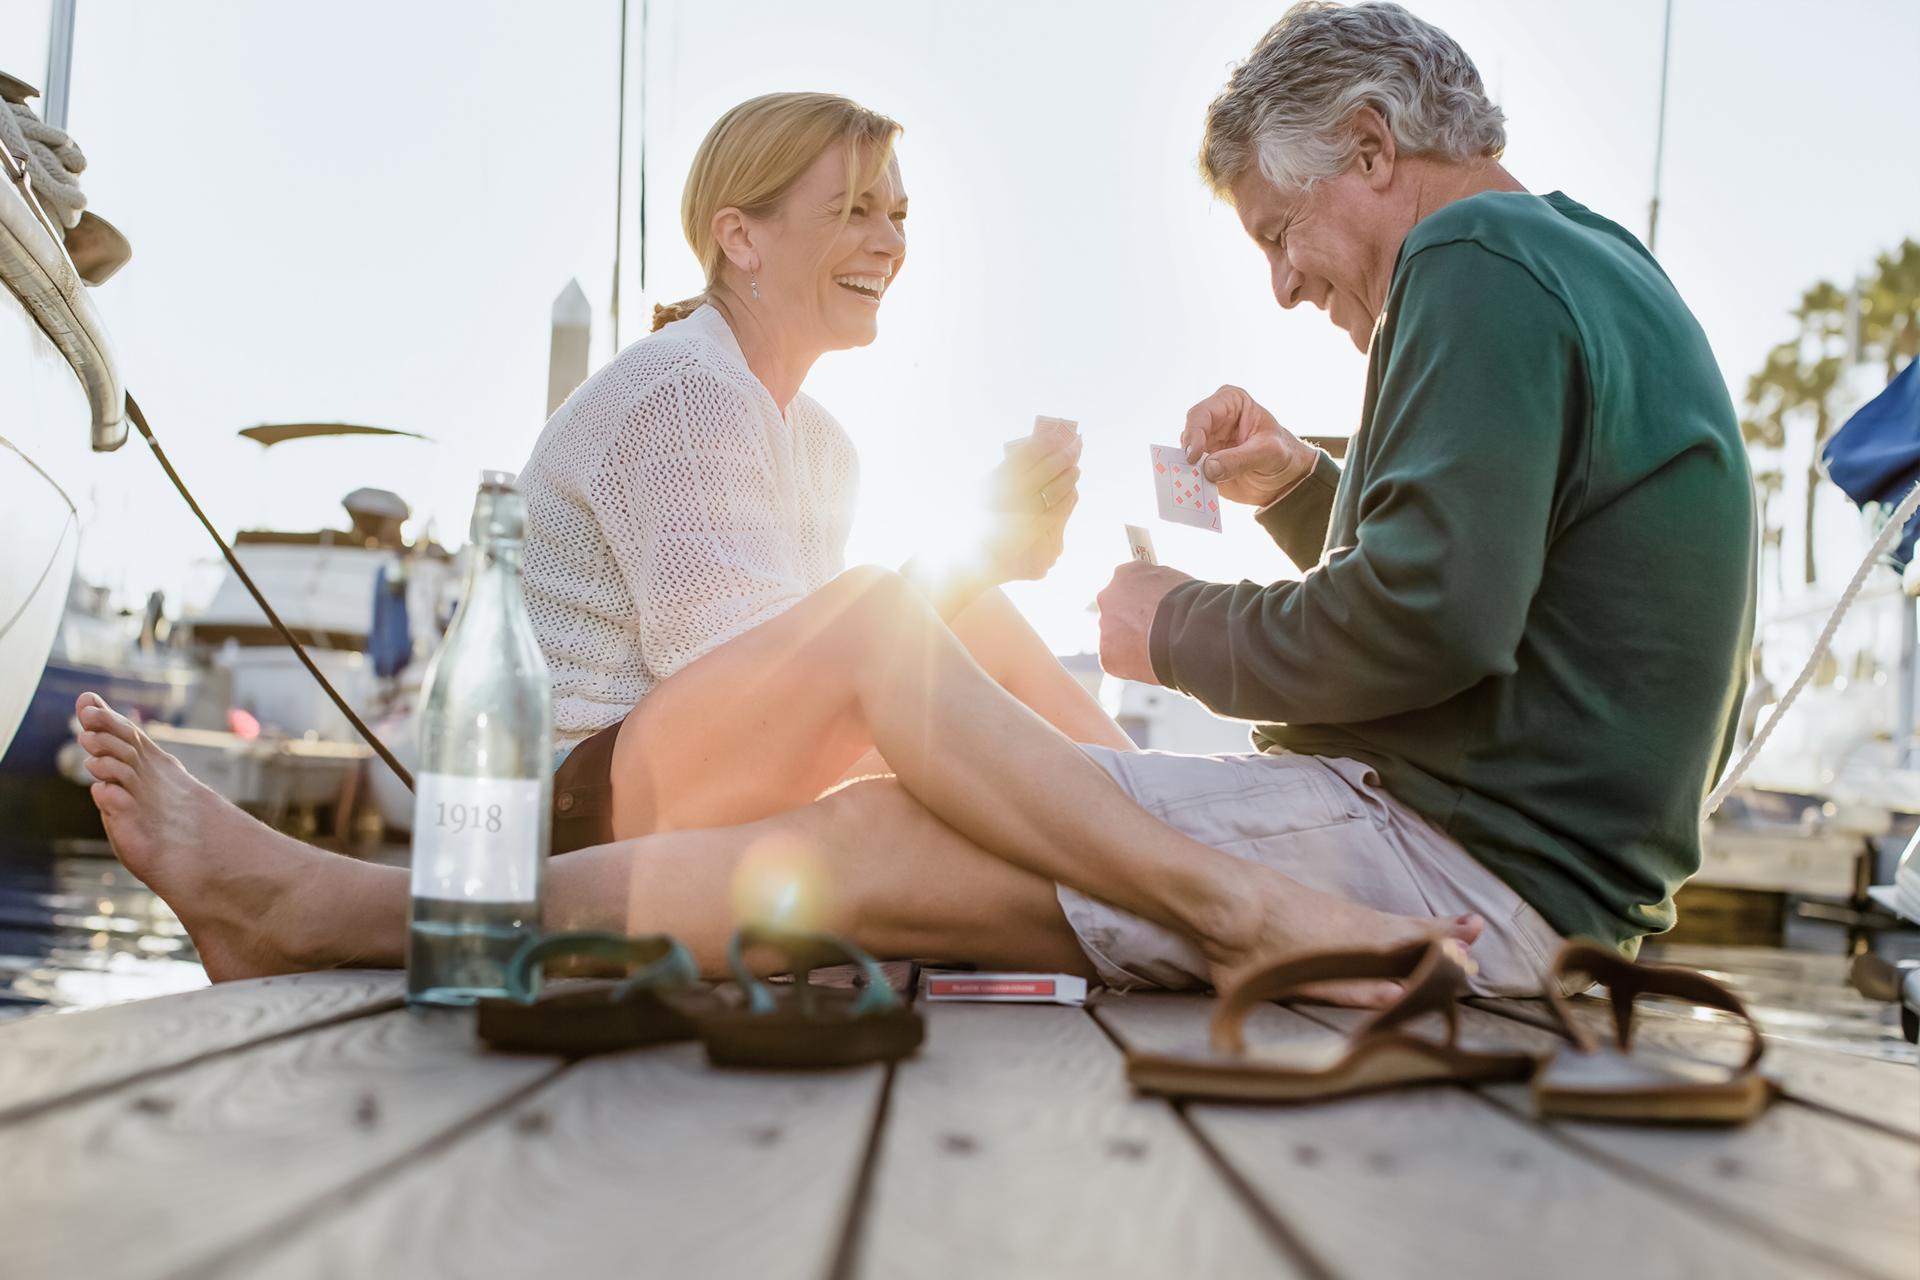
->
xmin=76 ymin=691 xmax=1086 ymax=980
xmin=76 ymin=692 xmax=405 ymax=979
xmin=82 ymin=563 xmax=1478 ymax=1003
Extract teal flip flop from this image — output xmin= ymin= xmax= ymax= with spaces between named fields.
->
xmin=476 ymin=930 xmax=701 ymax=1056
xmin=698 ymin=925 xmax=924 ymax=1070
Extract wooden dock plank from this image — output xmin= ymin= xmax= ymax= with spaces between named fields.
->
xmin=0 ymin=969 xmax=403 ymax=1120
xmin=1097 ymin=994 xmax=1846 ymax=1280
xmin=2 ymin=1006 xmax=561 ymax=1280
xmin=1395 ymin=1003 xmax=1920 ymax=1280
xmin=1498 ymin=1077 xmax=1920 ymax=1280
xmin=238 ymin=1041 xmax=890 ymax=1280
xmin=854 ymin=1000 xmax=1311 ymax=1279
xmin=1475 ymin=995 xmax=1920 ymax=1140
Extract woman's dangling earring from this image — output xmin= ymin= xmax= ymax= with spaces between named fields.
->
xmin=750 ymin=277 xmax=761 ymax=301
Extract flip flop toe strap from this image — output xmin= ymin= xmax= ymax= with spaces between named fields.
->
xmin=727 ymin=925 xmax=900 ymax=1018
xmin=505 ymin=930 xmax=698 ymax=1003
xmin=1209 ymin=938 xmax=1473 ymax=1056
xmin=1545 ymin=942 xmax=1766 ymax=1070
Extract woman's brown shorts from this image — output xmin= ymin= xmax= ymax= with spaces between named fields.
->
xmin=550 ymin=720 xmax=621 ymax=855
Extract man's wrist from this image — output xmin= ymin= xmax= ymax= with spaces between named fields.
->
xmin=1254 ymin=448 xmax=1319 ymax=511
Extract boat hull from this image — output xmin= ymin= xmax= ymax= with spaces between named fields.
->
xmin=0 ymin=285 xmax=85 ymax=762
xmin=0 ymin=660 xmax=195 ymax=777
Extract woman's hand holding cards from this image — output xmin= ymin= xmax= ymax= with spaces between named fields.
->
xmin=986 ymin=419 xmax=1081 ymax=582
xmin=1182 ymin=384 xmax=1317 ymax=509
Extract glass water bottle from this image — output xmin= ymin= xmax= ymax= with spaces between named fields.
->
xmin=406 ymin=470 xmax=551 ymax=1005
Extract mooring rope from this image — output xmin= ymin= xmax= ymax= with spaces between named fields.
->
xmin=1703 ymin=477 xmax=1920 ymax=819
xmin=0 ymin=98 xmax=86 ymax=229
xmin=124 ymin=392 xmax=416 ymax=793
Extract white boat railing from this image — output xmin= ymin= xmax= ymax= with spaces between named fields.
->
xmin=0 ymin=135 xmax=123 ymax=451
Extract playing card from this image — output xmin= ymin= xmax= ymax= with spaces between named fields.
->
xmin=1005 ymin=415 xmax=1078 ymax=458
xmin=1150 ymin=444 xmax=1222 ymax=532
xmin=1123 ymin=523 xmax=1157 ymax=564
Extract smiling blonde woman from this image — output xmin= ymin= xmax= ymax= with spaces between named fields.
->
xmin=515 ymin=92 xmax=1130 ymax=852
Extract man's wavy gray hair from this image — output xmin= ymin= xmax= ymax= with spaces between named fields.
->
xmin=1202 ymin=1 xmax=1506 ymax=196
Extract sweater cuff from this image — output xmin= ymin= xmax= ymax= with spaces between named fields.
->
xmin=1148 ymin=579 xmax=1205 ymax=690
xmin=1254 ymin=452 xmax=1341 ymax=544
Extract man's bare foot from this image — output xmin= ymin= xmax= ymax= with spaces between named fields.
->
xmin=73 ymin=692 xmax=395 ymax=982
xmin=1196 ymin=863 xmax=1485 ymax=1009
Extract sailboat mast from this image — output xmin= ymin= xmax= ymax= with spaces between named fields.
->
xmin=611 ymin=0 xmax=629 ymax=352
xmin=43 ymin=0 xmax=77 ymax=130
xmin=1647 ymin=0 xmax=1674 ymax=254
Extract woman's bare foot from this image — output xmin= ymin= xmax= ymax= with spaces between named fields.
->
xmin=73 ymin=692 xmax=399 ymax=982
xmin=1196 ymin=862 xmax=1485 ymax=1008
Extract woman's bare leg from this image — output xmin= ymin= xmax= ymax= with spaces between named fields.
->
xmin=945 ymin=588 xmax=1134 ymax=752
xmin=669 ymin=567 xmax=1478 ymax=994
xmin=538 ymin=566 xmax=1477 ymax=991
xmin=610 ymin=576 xmax=1130 ymax=836
xmin=830 ymin=587 xmax=1132 ymax=784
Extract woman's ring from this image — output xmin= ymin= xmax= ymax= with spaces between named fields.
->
xmin=1039 ymin=489 xmax=1053 ymax=512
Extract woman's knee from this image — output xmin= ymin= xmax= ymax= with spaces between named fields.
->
xmin=813 ymin=565 xmax=940 ymax=648
xmin=819 ymin=564 xmax=914 ymax=614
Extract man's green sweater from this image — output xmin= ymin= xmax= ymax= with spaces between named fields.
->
xmin=1149 ymin=191 xmax=1755 ymax=951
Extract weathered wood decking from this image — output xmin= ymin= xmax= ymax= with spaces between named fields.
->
xmin=5 ymin=967 xmax=1915 ymax=1280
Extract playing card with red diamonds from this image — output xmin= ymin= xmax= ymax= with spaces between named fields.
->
xmin=1150 ymin=444 xmax=1222 ymax=532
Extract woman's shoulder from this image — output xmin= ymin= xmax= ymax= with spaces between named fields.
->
xmin=556 ymin=327 xmax=759 ymax=439
xmin=790 ymin=390 xmax=850 ymax=438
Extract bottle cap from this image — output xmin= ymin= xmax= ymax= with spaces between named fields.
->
xmin=479 ymin=469 xmax=518 ymax=491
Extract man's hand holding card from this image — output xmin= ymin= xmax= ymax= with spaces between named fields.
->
xmin=1179 ymin=384 xmax=1318 ymax=509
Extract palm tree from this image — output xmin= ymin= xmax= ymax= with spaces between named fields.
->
xmin=1739 ymin=255 xmax=1919 ymax=586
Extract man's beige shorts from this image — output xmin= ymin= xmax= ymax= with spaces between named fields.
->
xmin=1058 ymin=748 xmax=1564 ymax=997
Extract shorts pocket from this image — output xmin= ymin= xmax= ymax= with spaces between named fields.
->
xmin=1508 ymin=898 xmax=1565 ymax=992
xmin=1150 ymin=755 xmax=1355 ymax=843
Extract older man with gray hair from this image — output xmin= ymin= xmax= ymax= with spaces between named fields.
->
xmin=1097 ymin=0 xmax=1756 ymax=976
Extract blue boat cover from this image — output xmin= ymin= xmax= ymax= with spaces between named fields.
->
xmin=1824 ymin=356 xmax=1920 ymax=569
xmin=369 ymin=563 xmax=412 ymax=679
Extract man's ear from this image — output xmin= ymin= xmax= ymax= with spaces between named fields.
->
xmin=712 ymin=207 xmax=758 ymax=273
xmin=1348 ymin=105 xmax=1396 ymax=191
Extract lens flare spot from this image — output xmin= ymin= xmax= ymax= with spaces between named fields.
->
xmin=730 ymin=838 xmax=830 ymax=932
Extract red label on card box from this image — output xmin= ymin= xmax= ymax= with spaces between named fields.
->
xmin=928 ymin=979 xmax=1056 ymax=997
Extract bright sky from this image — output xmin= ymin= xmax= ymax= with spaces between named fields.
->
xmin=7 ymin=0 xmax=1919 ymax=654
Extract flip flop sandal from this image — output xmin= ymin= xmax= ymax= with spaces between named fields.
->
xmin=476 ymin=930 xmax=702 ymax=1056
xmin=1532 ymin=941 xmax=1776 ymax=1125
xmin=1127 ymin=937 xmax=1539 ymax=1102
xmin=695 ymin=925 xmax=924 ymax=1070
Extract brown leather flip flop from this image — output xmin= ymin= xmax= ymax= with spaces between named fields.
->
xmin=1532 ymin=941 xmax=1776 ymax=1125
xmin=1126 ymin=938 xmax=1539 ymax=1102
xmin=476 ymin=931 xmax=702 ymax=1056
xmin=696 ymin=925 xmax=923 ymax=1070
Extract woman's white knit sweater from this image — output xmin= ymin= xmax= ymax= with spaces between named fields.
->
xmin=519 ymin=305 xmax=858 ymax=757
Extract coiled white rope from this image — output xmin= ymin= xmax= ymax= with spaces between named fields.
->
xmin=0 ymin=97 xmax=87 ymax=229
xmin=1703 ymin=476 xmax=1920 ymax=818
